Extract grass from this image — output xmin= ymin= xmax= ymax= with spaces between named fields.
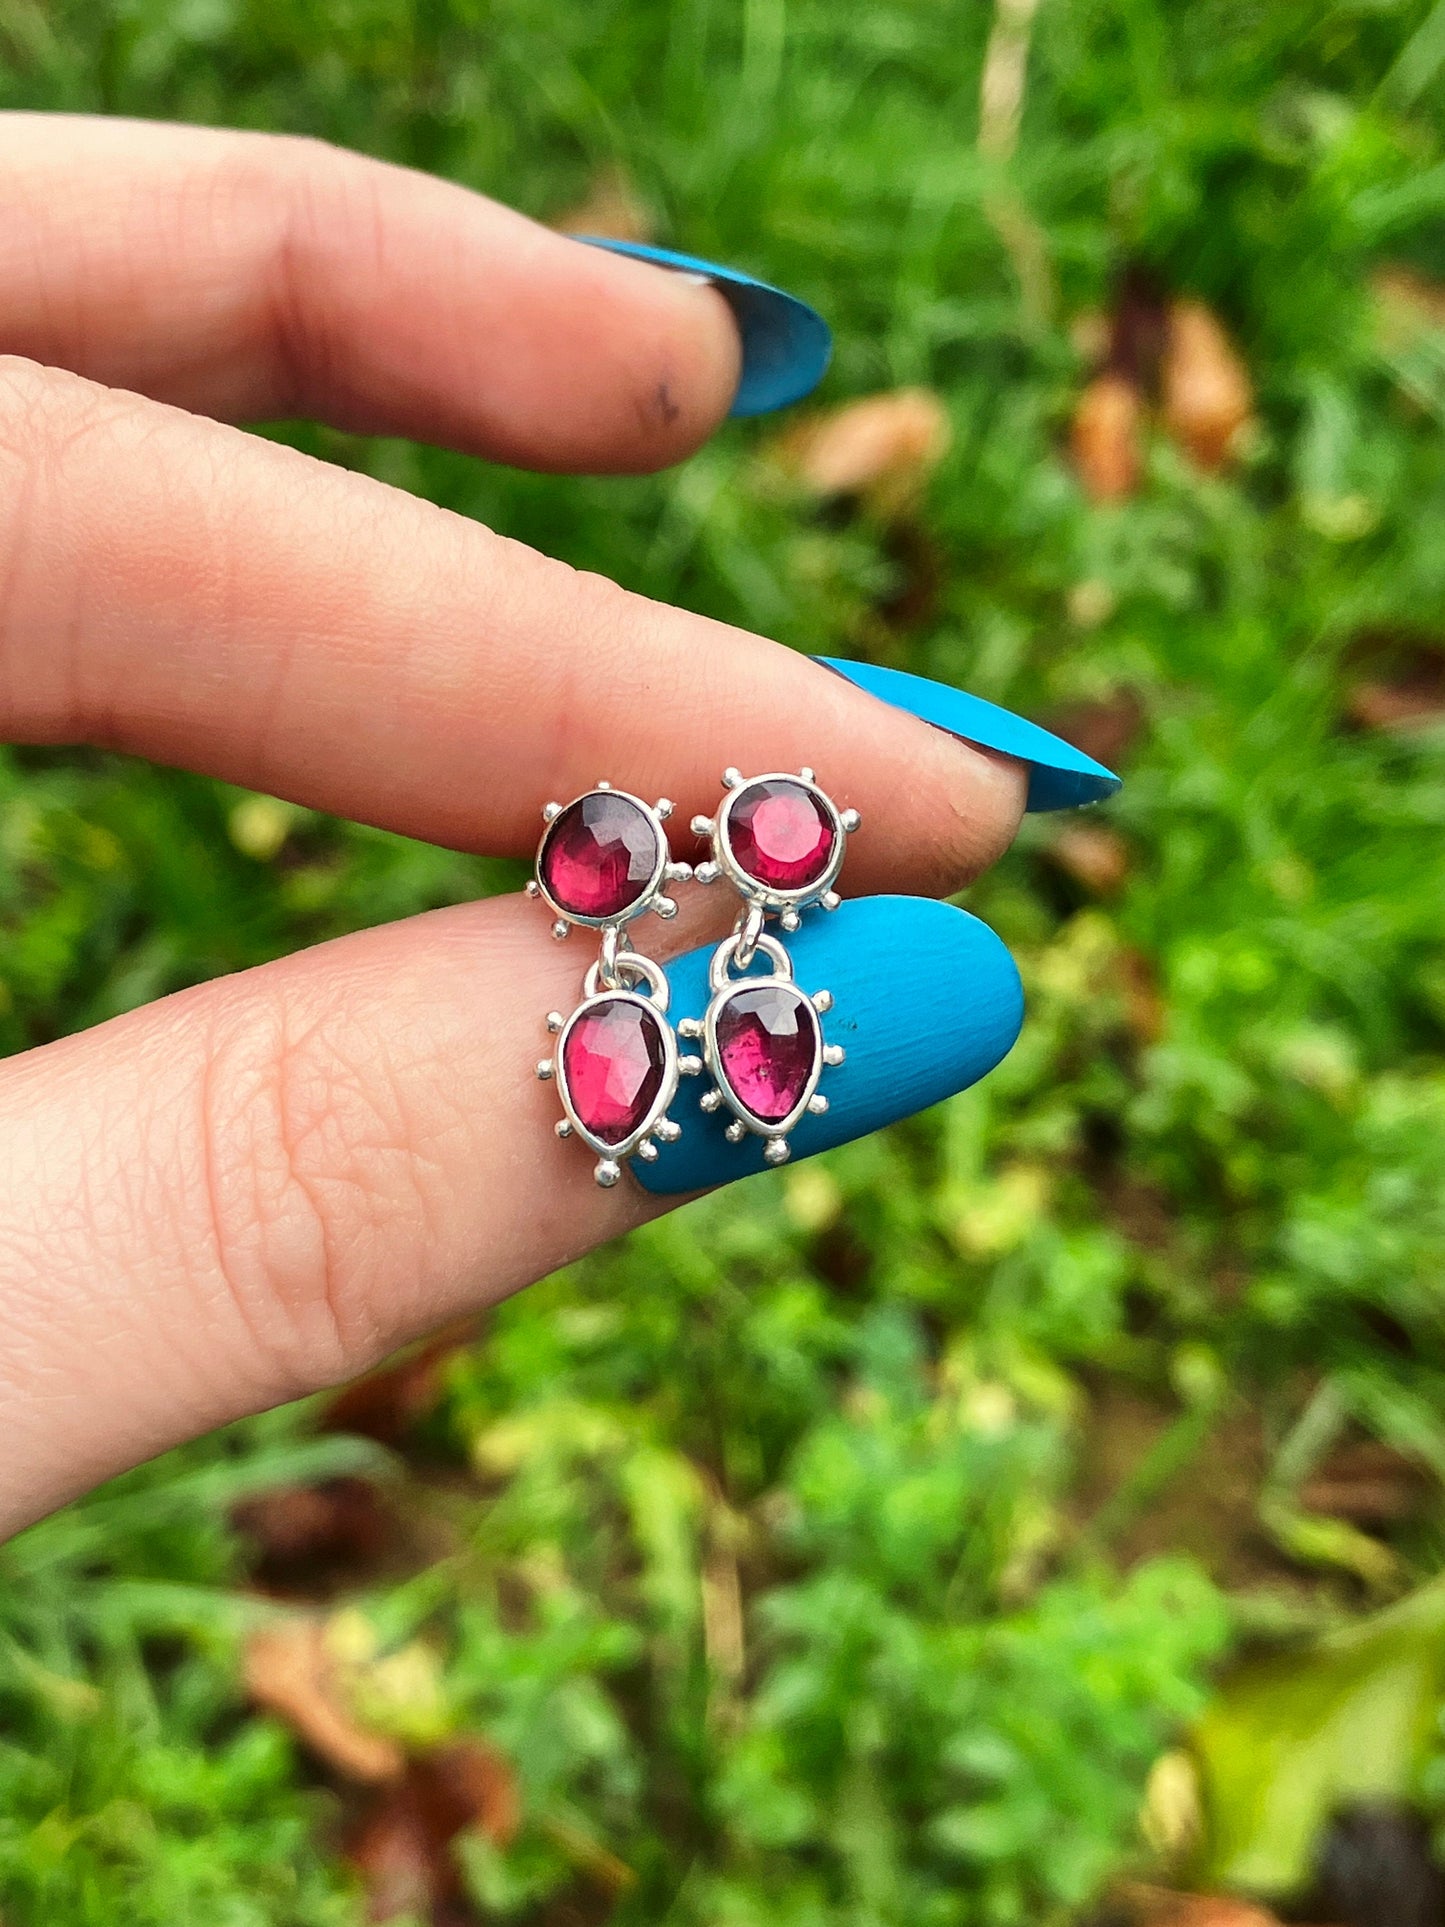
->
xmin=1 ymin=1 xmax=1444 ymax=1922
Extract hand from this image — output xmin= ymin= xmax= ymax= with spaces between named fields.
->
xmin=0 ymin=116 xmax=1029 ymax=1535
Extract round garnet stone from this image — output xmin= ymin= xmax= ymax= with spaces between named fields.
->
xmin=563 ymin=999 xmax=667 ymax=1145
xmin=726 ymin=780 xmax=836 ymax=893
xmin=715 ymin=985 xmax=819 ymax=1125
xmin=541 ymin=793 xmax=660 ymax=920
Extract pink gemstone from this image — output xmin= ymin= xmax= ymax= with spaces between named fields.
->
xmin=726 ymin=780 xmax=836 ymax=893
xmin=562 ymin=998 xmax=667 ymax=1145
xmin=715 ymin=985 xmax=820 ymax=1125
xmin=541 ymin=793 xmax=660 ymax=920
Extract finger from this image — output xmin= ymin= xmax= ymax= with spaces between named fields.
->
xmin=0 ymin=885 xmax=1021 ymax=1536
xmin=0 ymin=359 xmax=1041 ymax=899
xmin=0 ymin=114 xmax=739 ymax=472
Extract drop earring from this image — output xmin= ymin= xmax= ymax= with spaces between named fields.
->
xmin=684 ymin=768 xmax=856 ymax=1165
xmin=531 ymin=785 xmax=700 ymax=1186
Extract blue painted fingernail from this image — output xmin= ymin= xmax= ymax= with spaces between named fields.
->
xmin=574 ymin=236 xmax=832 ymax=417
xmin=815 ymin=657 xmax=1122 ymax=812
xmin=634 ymin=895 xmax=1022 ymax=1194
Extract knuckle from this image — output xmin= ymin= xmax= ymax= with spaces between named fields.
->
xmin=0 ymin=358 xmax=243 ymax=741
xmin=0 ymin=355 xmax=132 ymax=473
xmin=197 ymin=987 xmax=448 ymax=1395
xmin=230 ymin=132 xmax=388 ymax=413
xmin=0 ymin=360 xmax=150 ymax=734
xmin=214 ymin=128 xmax=348 ymax=203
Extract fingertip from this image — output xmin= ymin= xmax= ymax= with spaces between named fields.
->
xmin=939 ymin=742 xmax=1030 ymax=886
xmin=634 ymin=896 xmax=1024 ymax=1195
xmin=580 ymin=253 xmax=743 ymax=471
xmin=574 ymin=236 xmax=832 ymax=417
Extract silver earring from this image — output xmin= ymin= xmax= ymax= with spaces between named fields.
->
xmin=685 ymin=769 xmax=856 ymax=1165
xmin=531 ymin=784 xmax=699 ymax=1186
xmin=528 ymin=783 xmax=692 ymax=942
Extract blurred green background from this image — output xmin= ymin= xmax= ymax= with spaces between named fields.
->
xmin=1 ymin=2 xmax=1445 ymax=1923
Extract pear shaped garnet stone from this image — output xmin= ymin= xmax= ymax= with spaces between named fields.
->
xmin=715 ymin=985 xmax=820 ymax=1125
xmin=541 ymin=793 xmax=660 ymax=920
xmin=727 ymin=779 xmax=836 ymax=893
xmin=562 ymin=998 xmax=668 ymax=1145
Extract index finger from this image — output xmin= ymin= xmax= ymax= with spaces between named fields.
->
xmin=0 ymin=113 xmax=741 ymax=472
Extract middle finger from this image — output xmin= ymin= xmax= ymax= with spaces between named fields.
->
xmin=0 ymin=358 xmax=1026 ymax=896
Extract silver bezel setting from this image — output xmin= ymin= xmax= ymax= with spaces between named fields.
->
xmin=680 ymin=932 xmax=843 ymax=1167
xmin=691 ymin=768 xmax=859 ymax=931
xmin=529 ymin=785 xmax=690 ymax=940
xmin=537 ymin=954 xmax=698 ymax=1186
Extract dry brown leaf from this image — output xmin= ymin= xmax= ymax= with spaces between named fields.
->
xmin=1046 ymin=691 xmax=1145 ymax=770
xmin=1343 ymin=627 xmax=1445 ymax=731
xmin=1108 ymin=265 xmax=1173 ymax=393
xmin=234 ymin=1476 xmax=396 ymax=1592
xmin=1112 ymin=1884 xmax=1284 ymax=1927
xmin=1071 ymin=371 xmax=1144 ymax=501
xmin=245 ymin=1617 xmax=403 ymax=1783
xmin=1301 ymin=1437 xmax=1429 ymax=1526
xmin=1161 ymin=300 xmax=1253 ymax=471
xmin=1373 ymin=263 xmax=1445 ymax=351
xmin=550 ymin=164 xmax=653 ymax=243
xmin=1346 ymin=672 xmax=1445 ymax=731
xmin=1048 ymin=824 xmax=1130 ymax=895
xmin=347 ymin=1740 xmax=520 ymax=1924
xmin=778 ymin=389 xmax=951 ymax=503
xmin=323 ymin=1319 xmax=479 ymax=1445
xmin=1120 ymin=946 xmax=1167 ymax=1045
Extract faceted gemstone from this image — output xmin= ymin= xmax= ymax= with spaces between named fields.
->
xmin=562 ymin=998 xmax=668 ymax=1145
xmin=715 ymin=985 xmax=820 ymax=1124
xmin=541 ymin=792 xmax=660 ymax=920
xmin=726 ymin=779 xmax=836 ymax=892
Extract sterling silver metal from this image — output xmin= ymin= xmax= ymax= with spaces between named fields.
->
xmin=538 ymin=951 xmax=700 ymax=1188
xmin=690 ymin=769 xmax=860 ymax=954
xmin=528 ymin=784 xmax=692 ymax=960
xmin=678 ymin=931 xmax=844 ymax=1167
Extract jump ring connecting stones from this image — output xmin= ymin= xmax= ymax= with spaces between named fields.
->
xmin=678 ymin=932 xmax=844 ymax=1167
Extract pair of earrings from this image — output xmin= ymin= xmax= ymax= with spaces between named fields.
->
xmin=530 ymin=771 xmax=859 ymax=1185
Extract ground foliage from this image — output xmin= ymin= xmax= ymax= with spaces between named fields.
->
xmin=0 ymin=1 xmax=1443 ymax=1923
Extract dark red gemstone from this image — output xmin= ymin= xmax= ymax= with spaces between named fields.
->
xmin=727 ymin=780 xmax=836 ymax=892
xmin=562 ymin=998 xmax=667 ymax=1144
xmin=715 ymin=985 xmax=819 ymax=1124
xmin=541 ymin=793 xmax=660 ymax=920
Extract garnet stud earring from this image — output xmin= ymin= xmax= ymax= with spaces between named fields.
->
xmin=528 ymin=784 xmax=693 ymax=941
xmin=691 ymin=767 xmax=859 ymax=937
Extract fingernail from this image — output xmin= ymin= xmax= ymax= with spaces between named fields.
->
xmin=573 ymin=236 xmax=832 ymax=417
xmin=814 ymin=657 xmax=1122 ymax=811
xmin=634 ymin=895 xmax=1023 ymax=1194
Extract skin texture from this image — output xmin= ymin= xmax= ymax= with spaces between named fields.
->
xmin=0 ymin=116 xmax=1028 ymax=1537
